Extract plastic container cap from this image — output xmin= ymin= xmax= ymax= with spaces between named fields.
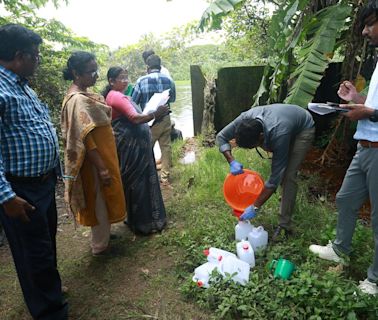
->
xmin=223 ymin=169 xmax=264 ymax=214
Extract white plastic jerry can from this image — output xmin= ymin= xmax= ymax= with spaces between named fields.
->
xmin=192 ymin=262 xmax=219 ymax=288
xmin=248 ymin=226 xmax=268 ymax=252
xmin=235 ymin=220 xmax=254 ymax=241
xmin=220 ymin=256 xmax=250 ymax=285
xmin=203 ymin=247 xmax=236 ymax=264
xmin=236 ymin=240 xmax=255 ymax=267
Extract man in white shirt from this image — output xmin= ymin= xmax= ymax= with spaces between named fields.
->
xmin=309 ymin=2 xmax=378 ymax=295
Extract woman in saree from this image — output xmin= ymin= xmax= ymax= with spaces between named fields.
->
xmin=103 ymin=67 xmax=168 ymax=235
xmin=61 ymin=52 xmax=126 ymax=255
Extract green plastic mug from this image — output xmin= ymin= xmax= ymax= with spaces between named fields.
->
xmin=269 ymin=258 xmax=295 ymax=280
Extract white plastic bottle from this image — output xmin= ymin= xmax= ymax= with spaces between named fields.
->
xmin=235 ymin=220 xmax=254 ymax=241
xmin=220 ymin=255 xmax=250 ymax=285
xmin=203 ymin=247 xmax=236 ymax=264
xmin=192 ymin=262 xmax=219 ymax=288
xmin=236 ymin=240 xmax=255 ymax=267
xmin=248 ymin=226 xmax=268 ymax=252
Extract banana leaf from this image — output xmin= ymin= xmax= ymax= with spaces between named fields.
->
xmin=199 ymin=0 xmax=245 ymax=31
xmin=284 ymin=3 xmax=351 ymax=107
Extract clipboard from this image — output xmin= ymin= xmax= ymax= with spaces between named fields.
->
xmin=308 ymin=102 xmax=348 ymax=115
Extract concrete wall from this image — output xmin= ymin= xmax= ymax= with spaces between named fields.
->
xmin=190 ymin=65 xmax=206 ymax=136
xmin=190 ymin=63 xmax=343 ymax=135
xmin=214 ymin=66 xmax=265 ymax=132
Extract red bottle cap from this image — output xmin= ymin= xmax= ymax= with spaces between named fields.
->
xmin=203 ymin=249 xmax=209 ymax=256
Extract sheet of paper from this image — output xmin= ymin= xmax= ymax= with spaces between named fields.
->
xmin=142 ymin=89 xmax=170 ymax=115
xmin=308 ymin=103 xmax=348 ymax=115
xmin=142 ymin=89 xmax=170 ymax=126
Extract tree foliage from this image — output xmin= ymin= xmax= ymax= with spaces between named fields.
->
xmin=200 ymin=0 xmax=360 ymax=109
xmin=1 ymin=0 xmax=108 ymax=129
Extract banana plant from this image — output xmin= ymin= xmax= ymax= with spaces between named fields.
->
xmin=199 ymin=0 xmax=352 ymax=109
xmin=199 ymin=0 xmax=245 ymax=30
xmin=284 ymin=3 xmax=351 ymax=106
xmin=253 ymin=0 xmax=312 ymax=106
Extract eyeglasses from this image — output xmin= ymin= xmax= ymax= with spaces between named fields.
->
xmin=83 ymin=70 xmax=99 ymax=78
xmin=115 ymin=77 xmax=129 ymax=83
xmin=23 ymin=51 xmax=42 ymax=63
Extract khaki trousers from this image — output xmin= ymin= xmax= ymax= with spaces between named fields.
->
xmin=151 ymin=115 xmax=172 ymax=181
xmin=279 ymin=127 xmax=315 ymax=229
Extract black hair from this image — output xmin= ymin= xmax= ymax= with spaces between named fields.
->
xmin=142 ymin=49 xmax=155 ymax=63
xmin=146 ymin=54 xmax=161 ymax=70
xmin=360 ymin=1 xmax=378 ymax=28
xmin=235 ymin=118 xmax=263 ymax=149
xmin=63 ymin=51 xmax=96 ymax=81
xmin=0 ymin=24 xmax=42 ymax=61
xmin=102 ymin=66 xmax=124 ymax=98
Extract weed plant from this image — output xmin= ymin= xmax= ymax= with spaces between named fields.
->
xmin=161 ymin=138 xmax=378 ymax=320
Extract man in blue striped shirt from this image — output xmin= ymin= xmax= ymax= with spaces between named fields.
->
xmin=0 ymin=24 xmax=68 ymax=319
xmin=132 ymin=54 xmax=176 ymax=184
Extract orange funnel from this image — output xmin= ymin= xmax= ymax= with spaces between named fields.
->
xmin=223 ymin=169 xmax=264 ymax=215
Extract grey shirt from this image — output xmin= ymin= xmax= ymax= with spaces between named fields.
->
xmin=216 ymin=104 xmax=314 ymax=189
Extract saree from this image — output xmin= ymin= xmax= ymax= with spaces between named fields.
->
xmin=111 ymin=101 xmax=166 ymax=235
xmin=61 ymin=92 xmax=126 ymax=226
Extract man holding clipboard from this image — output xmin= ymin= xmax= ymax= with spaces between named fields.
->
xmin=132 ymin=54 xmax=176 ymax=185
xmin=310 ymin=1 xmax=378 ymax=295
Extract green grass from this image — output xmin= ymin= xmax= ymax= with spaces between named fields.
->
xmin=173 ymin=80 xmax=190 ymax=86
xmin=161 ymin=138 xmax=378 ymax=320
xmin=1 ymin=137 xmax=377 ymax=320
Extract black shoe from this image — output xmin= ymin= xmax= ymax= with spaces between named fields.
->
xmin=271 ymin=226 xmax=293 ymax=242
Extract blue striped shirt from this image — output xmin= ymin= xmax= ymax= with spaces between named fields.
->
xmin=131 ymin=70 xmax=176 ymax=110
xmin=0 ymin=65 xmax=59 ymax=203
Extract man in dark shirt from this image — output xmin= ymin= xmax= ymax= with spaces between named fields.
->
xmin=216 ymin=104 xmax=315 ymax=239
xmin=0 ymin=24 xmax=67 ymax=319
xmin=170 ymin=120 xmax=183 ymax=142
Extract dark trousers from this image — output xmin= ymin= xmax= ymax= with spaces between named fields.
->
xmin=0 ymin=175 xmax=68 ymax=320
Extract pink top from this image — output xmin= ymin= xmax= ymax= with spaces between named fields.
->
xmin=106 ymin=90 xmax=138 ymax=121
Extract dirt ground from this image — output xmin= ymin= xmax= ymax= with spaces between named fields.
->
xmin=0 ymin=141 xmax=370 ymax=320
xmin=301 ymin=146 xmax=371 ymax=220
xmin=0 ymin=149 xmax=209 ymax=320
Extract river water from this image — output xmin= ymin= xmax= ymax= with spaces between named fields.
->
xmin=170 ymin=83 xmax=193 ymax=138
xmin=154 ymin=83 xmax=193 ymax=159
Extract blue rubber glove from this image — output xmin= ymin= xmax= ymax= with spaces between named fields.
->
xmin=229 ymin=160 xmax=244 ymax=175
xmin=239 ymin=205 xmax=257 ymax=221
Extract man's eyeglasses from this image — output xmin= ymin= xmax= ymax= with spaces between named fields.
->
xmin=23 ymin=51 xmax=42 ymax=63
xmin=84 ymin=70 xmax=99 ymax=78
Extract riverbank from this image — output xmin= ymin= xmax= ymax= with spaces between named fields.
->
xmin=0 ymin=138 xmax=377 ymax=319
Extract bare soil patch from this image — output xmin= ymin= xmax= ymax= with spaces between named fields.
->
xmin=0 ymin=176 xmax=210 ymax=320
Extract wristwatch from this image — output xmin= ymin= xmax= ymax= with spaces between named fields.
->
xmin=369 ymin=109 xmax=378 ymax=122
xmin=254 ymin=206 xmax=260 ymax=214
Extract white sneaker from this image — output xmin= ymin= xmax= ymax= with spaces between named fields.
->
xmin=358 ymin=279 xmax=378 ymax=295
xmin=309 ymin=241 xmax=342 ymax=263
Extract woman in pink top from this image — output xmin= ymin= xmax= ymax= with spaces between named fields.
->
xmin=103 ymin=67 xmax=169 ymax=235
